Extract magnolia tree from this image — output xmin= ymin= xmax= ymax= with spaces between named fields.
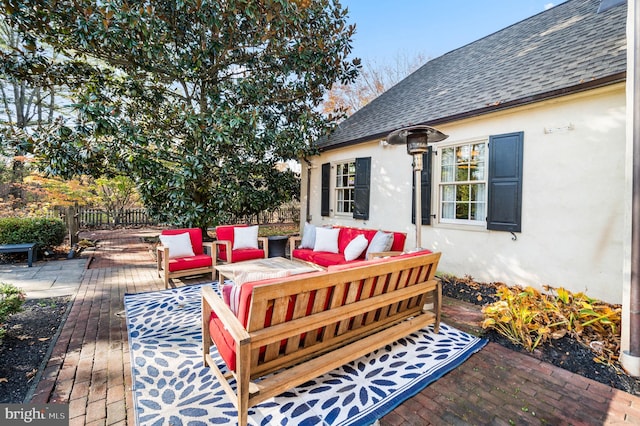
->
xmin=0 ymin=0 xmax=359 ymax=229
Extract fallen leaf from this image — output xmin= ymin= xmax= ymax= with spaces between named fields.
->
xmin=477 ymin=295 xmax=483 ymax=302
xmin=38 ymin=337 xmax=50 ymax=342
xmin=0 ymin=378 xmax=8 ymax=383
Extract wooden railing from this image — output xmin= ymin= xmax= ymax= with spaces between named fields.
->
xmin=48 ymin=203 xmax=300 ymax=229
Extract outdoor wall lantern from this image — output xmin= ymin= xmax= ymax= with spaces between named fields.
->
xmin=386 ymin=125 xmax=449 ymax=250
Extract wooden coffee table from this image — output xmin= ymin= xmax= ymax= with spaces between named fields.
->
xmin=215 ymin=257 xmax=323 ymax=283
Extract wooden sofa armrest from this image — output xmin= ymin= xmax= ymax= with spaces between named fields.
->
xmin=202 ymin=241 xmax=216 ymax=265
xmin=213 ymin=239 xmax=232 ymax=261
xmin=156 ymin=245 xmax=170 ymax=272
xmin=288 ymin=236 xmax=301 ymax=259
xmin=201 ymin=286 xmax=250 ymax=364
xmin=258 ymin=236 xmax=269 ymax=258
xmin=367 ymin=251 xmax=403 ymax=260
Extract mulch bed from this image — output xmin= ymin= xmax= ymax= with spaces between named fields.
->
xmin=440 ymin=275 xmax=640 ymax=395
xmin=0 ymin=296 xmax=71 ymax=403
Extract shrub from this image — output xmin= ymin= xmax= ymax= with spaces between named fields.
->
xmin=482 ymin=284 xmax=621 ymax=364
xmin=0 ymin=283 xmax=26 ymax=341
xmin=0 ymin=217 xmax=66 ymax=250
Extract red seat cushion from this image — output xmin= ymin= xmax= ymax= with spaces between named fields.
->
xmin=161 ymin=228 xmax=204 ymax=255
xmin=291 ymin=248 xmax=316 ymax=264
xmin=307 ymin=252 xmax=349 ymax=267
xmin=292 ymin=249 xmax=349 ymax=267
xmin=167 ymin=254 xmax=212 ymax=272
xmin=229 ymin=248 xmax=265 ymax=263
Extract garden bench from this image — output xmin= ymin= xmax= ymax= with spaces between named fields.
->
xmin=202 ymin=250 xmax=441 ymax=426
xmin=0 ymin=243 xmax=37 ymax=267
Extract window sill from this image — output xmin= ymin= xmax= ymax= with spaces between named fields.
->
xmin=431 ymin=221 xmax=487 ymax=232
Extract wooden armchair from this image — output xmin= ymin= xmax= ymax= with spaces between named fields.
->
xmin=156 ymin=228 xmax=215 ymax=288
xmin=214 ymin=225 xmax=268 ymax=265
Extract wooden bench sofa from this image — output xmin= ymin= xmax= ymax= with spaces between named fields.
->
xmin=202 ymin=250 xmax=441 ymax=426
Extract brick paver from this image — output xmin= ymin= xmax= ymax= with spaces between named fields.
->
xmin=29 ymin=229 xmax=640 ymax=425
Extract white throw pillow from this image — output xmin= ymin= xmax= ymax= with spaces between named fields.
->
xmin=365 ymin=231 xmax=394 ymax=259
xmin=299 ymin=222 xmax=316 ymax=249
xmin=343 ymin=234 xmax=369 ymax=261
xmin=159 ymin=232 xmax=195 ymax=259
xmin=233 ymin=225 xmax=259 ymax=250
xmin=313 ymin=227 xmax=340 ymax=253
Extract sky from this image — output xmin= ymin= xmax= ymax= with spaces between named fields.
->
xmin=340 ymin=0 xmax=567 ymax=66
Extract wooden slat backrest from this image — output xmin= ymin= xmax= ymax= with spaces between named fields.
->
xmin=245 ymin=252 xmax=440 ymax=376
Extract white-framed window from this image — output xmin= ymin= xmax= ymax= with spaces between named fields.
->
xmin=439 ymin=141 xmax=487 ymax=225
xmin=335 ymin=160 xmax=355 ymax=214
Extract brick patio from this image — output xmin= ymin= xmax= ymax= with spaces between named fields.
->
xmin=28 ymin=228 xmax=640 ymax=425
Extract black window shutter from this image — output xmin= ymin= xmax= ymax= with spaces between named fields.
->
xmin=487 ymin=132 xmax=523 ymax=232
xmin=321 ymin=162 xmax=330 ymax=217
xmin=412 ymin=148 xmax=432 ymax=225
xmin=353 ymin=157 xmax=371 ymax=220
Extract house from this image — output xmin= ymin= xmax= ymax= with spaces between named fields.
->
xmin=303 ymin=0 xmax=640 ymax=373
xmin=302 ymin=1 xmax=627 ymax=304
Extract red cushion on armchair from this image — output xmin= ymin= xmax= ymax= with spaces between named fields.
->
xmin=167 ymin=254 xmax=212 ymax=272
xmin=215 ymin=224 xmax=246 ymax=261
xmin=215 ymin=225 xmax=265 ymax=262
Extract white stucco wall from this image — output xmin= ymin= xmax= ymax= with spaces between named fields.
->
xmin=302 ymin=84 xmax=626 ymax=303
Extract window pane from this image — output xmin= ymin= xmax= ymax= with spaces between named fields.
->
xmin=456 ymin=145 xmax=470 ymax=163
xmin=471 ymin=202 xmax=486 ymax=221
xmin=456 ymin=203 xmax=469 ymax=220
xmin=471 ymin=162 xmax=484 ymax=180
xmin=471 ymin=184 xmax=486 ymax=201
xmin=472 ymin=143 xmax=484 ymax=162
xmin=456 ymin=185 xmax=470 ymax=202
xmin=442 ymin=185 xmax=455 ymax=201
xmin=442 ymin=202 xmax=455 ymax=219
xmin=442 ymin=147 xmax=455 ymax=165
xmin=456 ymin=165 xmax=468 ymax=181
xmin=442 ymin=165 xmax=455 ymax=182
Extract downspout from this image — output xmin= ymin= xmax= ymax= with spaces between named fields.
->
xmin=304 ymin=158 xmax=312 ymax=223
xmin=622 ymin=0 xmax=640 ymax=376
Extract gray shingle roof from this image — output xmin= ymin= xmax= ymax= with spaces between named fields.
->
xmin=317 ymin=0 xmax=627 ymax=150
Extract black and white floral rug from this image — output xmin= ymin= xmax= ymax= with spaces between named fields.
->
xmin=125 ymin=283 xmax=486 ymax=426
